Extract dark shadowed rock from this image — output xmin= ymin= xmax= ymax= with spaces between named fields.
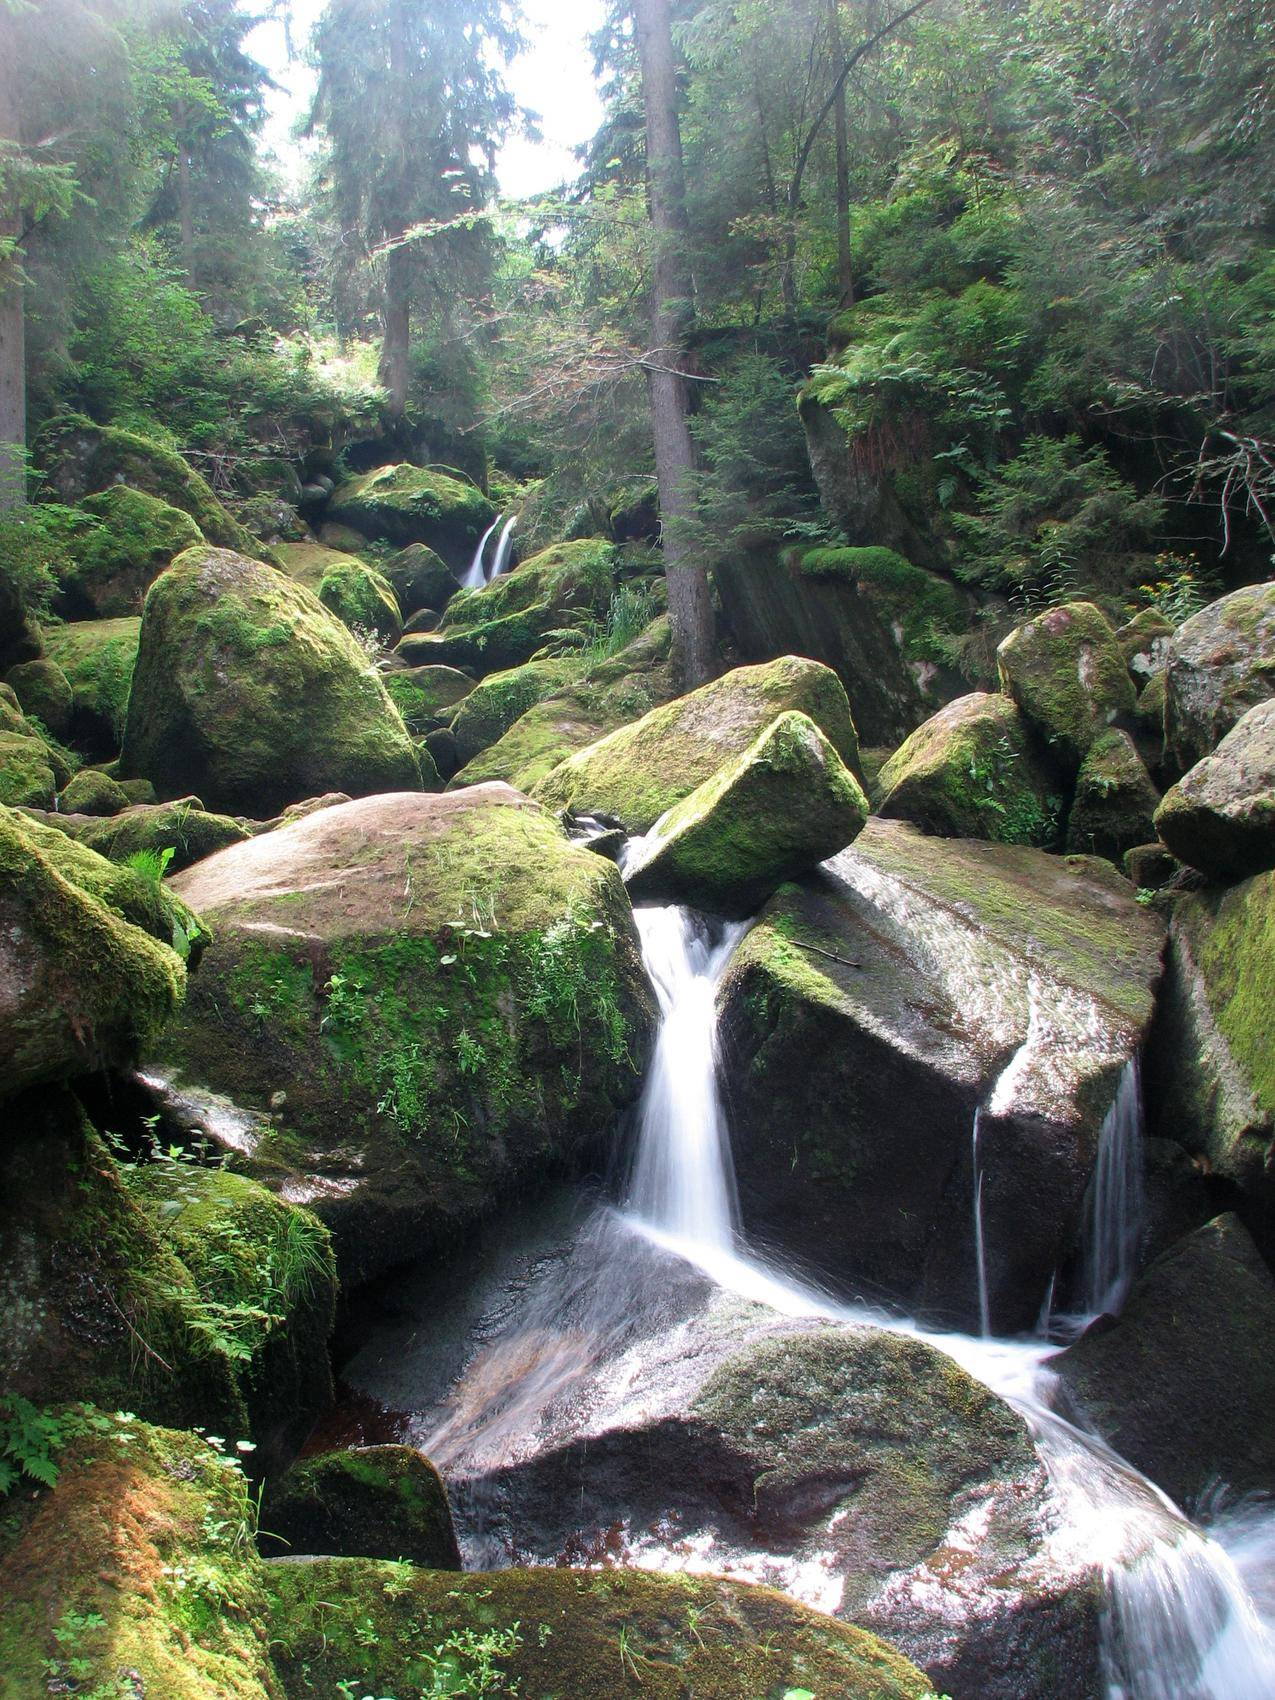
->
xmin=1163 ymin=581 xmax=1275 ymax=773
xmin=1155 ymin=698 xmax=1275 ymax=882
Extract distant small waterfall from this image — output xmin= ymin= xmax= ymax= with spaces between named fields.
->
xmin=489 ymin=513 xmax=519 ymax=581
xmin=463 ymin=515 xmax=503 ymax=591
xmin=1079 ymin=1056 xmax=1148 ymax=1320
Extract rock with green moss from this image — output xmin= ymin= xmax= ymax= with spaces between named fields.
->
xmin=328 ymin=463 xmax=495 ymax=565
xmin=4 ymin=657 xmax=74 ymax=739
xmin=59 ymin=766 xmax=129 ymax=816
xmin=383 ymin=541 xmax=458 ymax=615
xmin=234 ymin=493 xmax=306 ymax=545
xmin=272 ymin=539 xmax=361 ymax=592
xmin=413 ymin=538 xmax=622 ymax=674
xmin=1154 ymin=699 xmax=1275 ymax=882
xmin=264 ymin=1558 xmax=931 ymax=1700
xmin=716 ymin=543 xmax=972 ymax=743
xmin=0 ymin=805 xmax=189 ymax=1095
xmin=120 ymin=548 xmax=421 ymax=817
xmin=1116 ymin=607 xmax=1172 ymax=684
xmin=534 ymin=655 xmax=862 ymax=833
xmin=719 ymin=819 xmax=1166 ymax=1331
xmin=1065 ymin=728 xmax=1161 ymax=862
xmin=876 ymin=691 xmax=1062 ymax=845
xmin=472 ymin=1311 xmax=1099 ymax=1700
xmin=0 ymin=1410 xmax=278 ymax=1699
xmin=384 ymin=663 xmax=474 ymax=733
xmin=262 ymin=1446 xmax=460 ymax=1568
xmin=57 ymin=485 xmax=205 ymax=618
xmin=450 ymin=654 xmax=584 ymax=766
xmin=42 ymin=797 xmax=252 ymax=873
xmin=0 ymin=727 xmax=64 ymax=807
xmin=1056 ymin=1214 xmax=1275 ymax=1504
xmin=448 ymin=614 xmax=675 ymax=791
xmin=1163 ymin=581 xmax=1275 ymax=773
xmin=1136 ymin=667 xmax=1167 ymax=742
xmin=1144 ymin=869 xmax=1274 ymax=1239
xmin=126 ymin=1164 xmax=336 ymax=1475
xmin=625 ymin=711 xmax=869 ymax=915
xmin=997 ymin=601 xmax=1137 ymax=769
xmin=40 ymin=417 xmax=270 ymax=560
xmin=157 ymin=788 xmax=655 ymax=1286
xmin=317 ymin=557 xmax=403 ymax=645
xmin=43 ymin=616 xmax=140 ymax=753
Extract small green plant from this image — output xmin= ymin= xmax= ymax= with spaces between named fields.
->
xmin=0 ymin=1396 xmax=68 ymax=1492
xmin=1133 ymin=552 xmax=1219 ymax=626
xmin=123 ymin=844 xmax=176 ymax=884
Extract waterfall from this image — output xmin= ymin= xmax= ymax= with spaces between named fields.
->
xmin=415 ymin=893 xmax=1275 ymax=1699
xmin=625 ymin=907 xmax=745 ymax=1252
xmin=971 ymin=1107 xmax=992 ymax=1337
xmin=462 ymin=514 xmax=503 ymax=591
xmin=1079 ymin=1056 xmax=1148 ymax=1320
xmin=488 ymin=513 xmax=519 ymax=581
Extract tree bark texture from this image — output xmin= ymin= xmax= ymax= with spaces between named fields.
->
xmin=0 ymin=34 xmax=25 ymax=506
xmin=633 ymin=0 xmax=715 ymax=690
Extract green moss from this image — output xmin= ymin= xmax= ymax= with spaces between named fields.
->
xmin=997 ymin=601 xmax=1137 ymax=768
xmin=0 ymin=729 xmax=61 ymax=807
xmin=272 ymin=541 xmax=364 ymax=590
xmin=59 ymin=767 xmax=129 ymax=816
xmin=61 ymin=486 xmax=204 ymax=617
xmin=317 ymin=559 xmax=403 ymax=644
xmin=5 ymin=657 xmax=73 ymax=737
xmin=0 ymin=1413 xmax=277 ymax=1699
xmin=71 ymin=798 xmax=252 ymax=871
xmin=43 ymin=617 xmax=140 ymax=748
xmin=262 ymin=1446 xmax=460 ymax=1569
xmin=534 ymin=654 xmax=862 ymax=831
xmin=121 ymin=547 xmax=421 ymax=816
xmin=1184 ymin=872 xmax=1275 ymax=1116
xmin=450 ymin=654 xmax=585 ymax=764
xmin=263 ymin=1561 xmax=931 ymax=1700
xmin=384 ymin=664 xmax=474 ymax=733
xmin=1065 ymin=728 xmax=1159 ymax=862
xmin=329 ymin=464 xmax=495 ymax=558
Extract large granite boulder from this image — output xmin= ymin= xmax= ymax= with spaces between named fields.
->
xmin=1145 ymin=869 xmax=1273 ymax=1240
xmin=1056 ymin=1214 xmax=1275 ymax=1505
xmin=450 ymin=654 xmax=584 ymax=767
xmin=43 ymin=616 xmax=140 ymax=753
xmin=56 ymin=485 xmax=204 ymax=618
xmin=720 ymin=819 xmax=1166 ymax=1331
xmin=1163 ymin=581 xmax=1275 ymax=773
xmin=624 ymin=710 xmax=869 ymax=915
xmin=4 ymin=656 xmax=74 ymax=739
xmin=714 ymin=543 xmax=970 ymax=744
xmin=382 ymin=541 xmax=458 ymax=615
xmin=120 ymin=547 xmax=421 ymax=817
xmin=534 ymin=655 xmax=861 ymax=833
xmin=314 ymin=555 xmax=403 ymax=646
xmin=1065 ymin=729 xmax=1161 ymax=863
xmin=1154 ymin=698 xmax=1275 ymax=881
xmin=155 ymin=788 xmax=656 ymax=1286
xmin=876 ymin=691 xmax=1061 ymax=846
xmin=328 ymin=463 xmax=495 ymax=565
xmin=997 ymin=602 xmax=1136 ymax=770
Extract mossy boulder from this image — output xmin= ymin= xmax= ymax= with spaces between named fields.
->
xmin=1056 ymin=1214 xmax=1275 ymax=1505
xmin=5 ymin=656 xmax=74 ymax=739
xmin=58 ymin=485 xmax=204 ymax=618
xmin=0 ymin=1090 xmax=242 ymax=1431
xmin=1115 ymin=606 xmax=1172 ymax=683
xmin=59 ymin=766 xmax=130 ymax=816
xmin=719 ymin=819 xmax=1166 ymax=1330
xmin=40 ymin=417 xmax=269 ymax=560
xmin=1145 ymin=869 xmax=1274 ymax=1241
xmin=0 ymin=1412 xmax=278 ymax=1699
xmin=157 ymin=789 xmax=655 ymax=1286
xmin=263 ymin=1559 xmax=931 ymax=1700
xmin=1065 ymin=728 xmax=1161 ymax=862
xmin=715 ymin=543 xmax=971 ymax=744
xmin=271 ymin=539 xmax=362 ymax=592
xmin=450 ymin=655 xmax=584 ymax=767
xmin=43 ymin=797 xmax=252 ymax=873
xmin=383 ymin=541 xmax=458 ymax=615
xmin=317 ymin=557 xmax=403 ymax=645
xmin=449 ymin=614 xmax=674 ymax=791
xmin=1154 ymin=698 xmax=1275 ymax=881
xmin=328 ymin=464 xmax=495 ymax=565
xmin=43 ymin=616 xmax=140 ymax=753
xmin=625 ymin=711 xmax=869 ymax=915
xmin=0 ymin=805 xmax=188 ymax=1096
xmin=120 ymin=548 xmax=421 ymax=817
xmin=126 ymin=1164 xmax=336 ymax=1475
xmin=384 ymin=663 xmax=475 ymax=733
xmin=262 ymin=1446 xmax=460 ymax=1568
xmin=876 ymin=691 xmax=1062 ymax=845
xmin=997 ymin=601 xmax=1137 ymax=769
xmin=534 ymin=655 xmax=862 ymax=833
xmin=0 ymin=727 xmax=64 ymax=807
xmin=1163 ymin=580 xmax=1275 ymax=773
xmin=416 ymin=538 xmax=622 ymax=674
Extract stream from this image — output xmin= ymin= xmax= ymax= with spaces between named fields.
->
xmin=343 ymin=901 xmax=1275 ymax=1699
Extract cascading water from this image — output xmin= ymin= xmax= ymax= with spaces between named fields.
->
xmin=399 ymin=895 xmax=1275 ymax=1699
xmin=462 ymin=514 xmax=503 ymax=590
xmin=488 ymin=513 xmax=518 ymax=581
xmin=1078 ymin=1056 xmax=1148 ymax=1320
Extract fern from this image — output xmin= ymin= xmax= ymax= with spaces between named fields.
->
xmin=0 ymin=1396 xmax=68 ymax=1493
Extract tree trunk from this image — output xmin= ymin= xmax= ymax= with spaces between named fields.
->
xmin=633 ymin=0 xmax=715 ymax=690
xmin=829 ymin=0 xmax=855 ymax=307
xmin=177 ymin=132 xmax=197 ymax=294
xmin=381 ymin=239 xmax=411 ymax=422
xmin=0 ymin=40 xmax=24 ymax=507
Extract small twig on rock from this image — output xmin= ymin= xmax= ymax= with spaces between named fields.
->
xmin=794 ymin=941 xmax=862 ymax=969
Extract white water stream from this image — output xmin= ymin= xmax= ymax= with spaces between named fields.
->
xmin=421 ymin=902 xmax=1275 ymax=1699
xmin=462 ymin=514 xmax=504 ymax=590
